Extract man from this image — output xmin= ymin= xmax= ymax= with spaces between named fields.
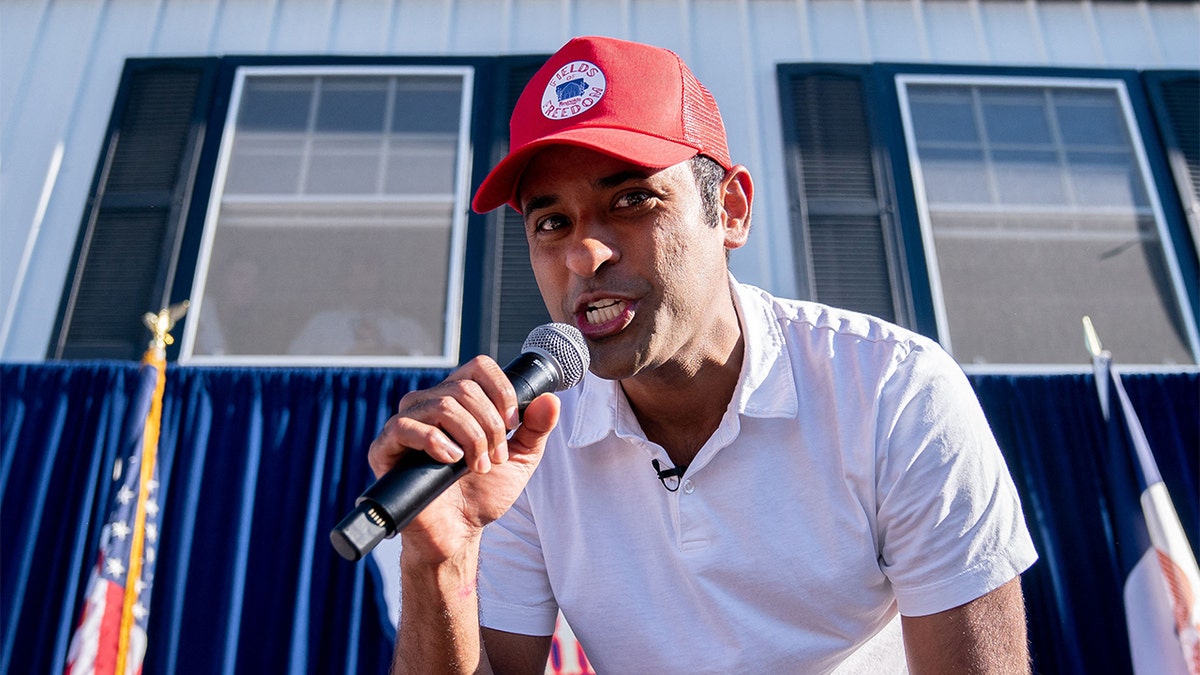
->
xmin=369 ymin=35 xmax=1037 ymax=674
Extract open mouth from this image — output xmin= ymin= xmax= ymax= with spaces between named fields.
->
xmin=584 ymin=299 xmax=627 ymax=325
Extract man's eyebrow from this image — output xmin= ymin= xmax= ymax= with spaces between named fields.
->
xmin=597 ymin=169 xmax=653 ymax=190
xmin=522 ymin=194 xmax=557 ymax=214
xmin=521 ymin=169 xmax=653 ymax=214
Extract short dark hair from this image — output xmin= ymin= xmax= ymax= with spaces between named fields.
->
xmin=689 ymin=155 xmax=725 ymax=229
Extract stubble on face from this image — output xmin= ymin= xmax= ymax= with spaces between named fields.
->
xmin=518 ymin=147 xmax=737 ymax=386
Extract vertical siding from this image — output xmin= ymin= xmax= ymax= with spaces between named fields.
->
xmin=977 ymin=2 xmax=1047 ymax=65
xmin=1151 ymin=3 xmax=1200 ymax=64
xmin=864 ymin=2 xmax=929 ymax=62
xmin=1 ymin=0 xmax=133 ymax=358
xmin=2 ymin=0 xmax=1198 ymax=359
xmin=209 ymin=0 xmax=278 ymax=53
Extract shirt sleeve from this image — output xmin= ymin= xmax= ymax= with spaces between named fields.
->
xmin=478 ymin=488 xmax=561 ymax=636
xmin=874 ymin=342 xmax=1038 ymax=617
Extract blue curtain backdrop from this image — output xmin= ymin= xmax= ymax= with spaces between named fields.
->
xmin=2 ymin=362 xmax=1197 ymax=674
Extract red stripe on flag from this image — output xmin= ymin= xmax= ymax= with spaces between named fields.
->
xmin=95 ymin=579 xmax=125 ymax=675
xmin=1156 ymin=549 xmax=1200 ymax=674
xmin=66 ymin=568 xmax=126 ymax=675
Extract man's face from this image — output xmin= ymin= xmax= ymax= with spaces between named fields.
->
xmin=518 ymin=146 xmax=743 ymax=381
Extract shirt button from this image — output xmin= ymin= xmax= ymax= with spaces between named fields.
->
xmin=682 ymin=480 xmax=695 ymax=494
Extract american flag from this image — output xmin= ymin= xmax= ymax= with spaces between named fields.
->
xmin=1086 ymin=318 xmax=1200 ymax=675
xmin=65 ymin=344 xmax=166 ymax=675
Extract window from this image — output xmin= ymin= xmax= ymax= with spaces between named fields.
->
xmin=178 ymin=67 xmax=472 ymax=366
xmin=897 ymin=76 xmax=1197 ymax=366
xmin=779 ymin=63 xmax=1199 ymax=369
xmin=56 ymin=56 xmax=555 ymax=366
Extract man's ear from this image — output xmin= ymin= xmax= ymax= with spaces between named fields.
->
xmin=720 ymin=165 xmax=753 ymax=251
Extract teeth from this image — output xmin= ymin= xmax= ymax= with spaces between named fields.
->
xmin=585 ymin=299 xmax=626 ymax=325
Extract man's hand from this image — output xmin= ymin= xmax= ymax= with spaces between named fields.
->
xmin=367 ymin=355 xmax=561 ymax=564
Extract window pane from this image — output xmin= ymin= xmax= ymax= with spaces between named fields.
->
xmin=1066 ymin=150 xmax=1149 ymax=207
xmin=393 ymin=77 xmax=463 ymax=134
xmin=316 ymin=77 xmax=388 ymax=133
xmin=982 ymin=89 xmax=1053 ymax=146
xmin=1055 ymin=90 xmax=1127 ymax=146
xmin=225 ymin=138 xmax=303 ymax=194
xmin=386 ymin=139 xmax=458 ymax=194
xmin=238 ymin=78 xmax=312 ymax=131
xmin=306 ymin=138 xmax=381 ymax=194
xmin=193 ymin=211 xmax=449 ymax=358
xmin=931 ymin=212 xmax=1191 ymax=365
xmin=186 ymin=68 xmax=470 ymax=366
xmin=909 ymin=90 xmax=977 ymax=144
xmin=920 ymin=147 xmax=991 ymax=204
xmin=903 ymin=79 xmax=1194 ymax=365
xmin=992 ymin=150 xmax=1066 ymax=205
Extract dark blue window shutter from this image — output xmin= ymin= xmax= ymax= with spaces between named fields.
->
xmin=52 ymin=59 xmax=217 ymax=359
xmin=485 ymin=59 xmax=552 ymax=364
xmin=1144 ymin=70 xmax=1200 ymax=249
xmin=777 ymin=65 xmax=910 ymax=327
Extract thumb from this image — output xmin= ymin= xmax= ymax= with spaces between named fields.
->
xmin=509 ymin=392 xmax=561 ymax=455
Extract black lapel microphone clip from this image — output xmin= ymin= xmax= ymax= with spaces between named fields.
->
xmin=651 ymin=459 xmax=687 ymax=492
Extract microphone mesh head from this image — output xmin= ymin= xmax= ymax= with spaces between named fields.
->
xmin=522 ymin=323 xmax=590 ymax=390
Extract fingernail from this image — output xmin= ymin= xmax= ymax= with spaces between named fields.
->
xmin=441 ymin=438 xmax=464 ymax=462
xmin=492 ymin=440 xmax=509 ymax=465
xmin=505 ymin=406 xmax=520 ymax=427
xmin=475 ymin=454 xmax=492 ymax=474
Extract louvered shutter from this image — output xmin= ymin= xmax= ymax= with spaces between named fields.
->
xmin=777 ymin=66 xmax=907 ymax=325
xmin=488 ymin=59 xmax=552 ymax=363
xmin=1144 ymin=71 xmax=1200 ymax=248
xmin=52 ymin=60 xmax=216 ymax=359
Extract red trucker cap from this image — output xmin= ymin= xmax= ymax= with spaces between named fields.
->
xmin=471 ymin=35 xmax=732 ymax=214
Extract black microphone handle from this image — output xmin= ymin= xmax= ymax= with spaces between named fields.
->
xmin=330 ymin=351 xmax=561 ymax=561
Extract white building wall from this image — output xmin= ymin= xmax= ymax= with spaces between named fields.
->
xmin=2 ymin=0 xmax=1198 ymax=360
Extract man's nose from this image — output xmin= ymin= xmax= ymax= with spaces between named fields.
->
xmin=565 ymin=223 xmax=619 ymax=278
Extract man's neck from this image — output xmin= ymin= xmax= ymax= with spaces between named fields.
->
xmin=620 ymin=326 xmax=744 ymax=468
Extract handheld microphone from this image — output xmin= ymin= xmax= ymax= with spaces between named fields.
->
xmin=330 ymin=323 xmax=590 ymax=561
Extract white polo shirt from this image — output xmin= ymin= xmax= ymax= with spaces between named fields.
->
xmin=479 ymin=280 xmax=1037 ymax=673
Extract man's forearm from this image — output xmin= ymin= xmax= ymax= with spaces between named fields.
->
xmin=392 ymin=544 xmax=490 ymax=675
xmin=901 ymin=578 xmax=1031 ymax=674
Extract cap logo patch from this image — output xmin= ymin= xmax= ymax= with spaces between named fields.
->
xmin=541 ymin=60 xmax=606 ymax=120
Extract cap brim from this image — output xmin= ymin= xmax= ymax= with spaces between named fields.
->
xmin=471 ymin=127 xmax=703 ymax=214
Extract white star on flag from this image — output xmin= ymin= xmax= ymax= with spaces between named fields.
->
xmin=116 ymin=486 xmax=135 ymax=505
xmin=111 ymin=521 xmax=132 ymax=540
xmin=105 ymin=557 xmax=126 ymax=579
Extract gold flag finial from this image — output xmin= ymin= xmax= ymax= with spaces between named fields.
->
xmin=143 ymin=301 xmax=189 ymax=351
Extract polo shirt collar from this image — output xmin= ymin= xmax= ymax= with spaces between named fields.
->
xmin=566 ymin=276 xmax=798 ymax=449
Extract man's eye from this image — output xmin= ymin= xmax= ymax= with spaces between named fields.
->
xmin=615 ymin=191 xmax=652 ymax=209
xmin=535 ymin=215 xmax=569 ymax=233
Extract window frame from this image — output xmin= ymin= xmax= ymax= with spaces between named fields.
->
xmin=177 ymin=64 xmax=475 ymax=368
xmin=777 ymin=62 xmax=1200 ymax=372
xmin=893 ymin=72 xmax=1200 ymax=368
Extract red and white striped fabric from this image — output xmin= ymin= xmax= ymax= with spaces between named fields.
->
xmin=1092 ymin=341 xmax=1200 ymax=675
xmin=65 ymin=347 xmax=165 ymax=675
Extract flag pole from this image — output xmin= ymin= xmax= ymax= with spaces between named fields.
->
xmin=65 ymin=301 xmax=186 ymax=675
xmin=1082 ymin=315 xmax=1110 ymax=420
xmin=1083 ymin=316 xmax=1200 ymax=675
xmin=112 ymin=304 xmax=178 ymax=675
